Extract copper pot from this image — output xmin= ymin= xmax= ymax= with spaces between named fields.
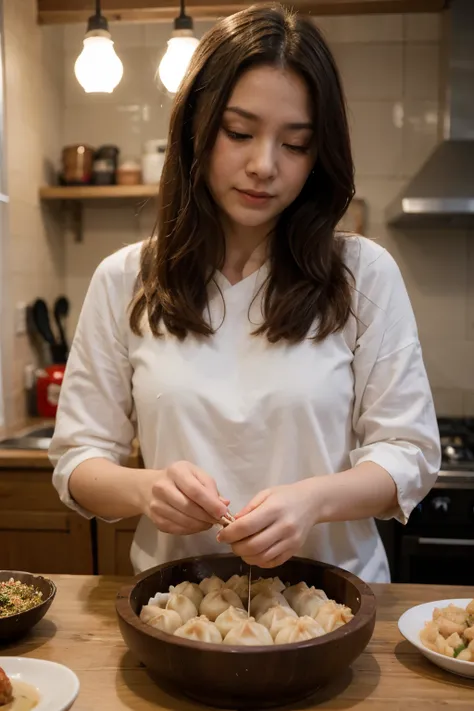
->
xmin=62 ymin=144 xmax=95 ymax=185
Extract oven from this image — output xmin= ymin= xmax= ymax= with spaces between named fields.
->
xmin=378 ymin=417 xmax=474 ymax=586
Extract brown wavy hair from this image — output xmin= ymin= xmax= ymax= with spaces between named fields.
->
xmin=130 ymin=3 xmax=355 ymax=344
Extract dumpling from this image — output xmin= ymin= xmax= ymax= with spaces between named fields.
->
xmin=420 ymin=620 xmax=441 ymax=652
xmin=174 ymin=615 xmax=222 ymax=643
xmin=225 ymin=575 xmax=249 ymax=602
xmin=200 ymin=588 xmax=244 ymax=621
xmin=464 ymin=625 xmax=474 ymax=641
xmin=199 ymin=575 xmax=226 ymax=595
xmin=315 ymin=601 xmax=353 ymax=633
xmin=250 ymin=577 xmax=285 ymax=599
xmin=257 ymin=604 xmax=298 ymax=639
xmin=223 ymin=618 xmax=274 ymax=646
xmin=166 ymin=593 xmax=198 ymax=623
xmin=250 ymin=590 xmax=289 ymax=618
xmin=139 ymin=605 xmax=182 ymax=634
xmin=169 ymin=581 xmax=203 ymax=610
xmin=274 ymin=616 xmax=326 ymax=644
xmin=466 ymin=600 xmax=474 ymax=616
xmin=283 ymin=582 xmax=309 ymax=609
xmin=433 ymin=605 xmax=468 ymax=637
xmin=215 ymin=605 xmax=249 ymax=637
xmin=457 ymin=639 xmax=474 ymax=662
xmin=147 ymin=591 xmax=170 ymax=608
xmin=295 ymin=588 xmax=329 ymax=618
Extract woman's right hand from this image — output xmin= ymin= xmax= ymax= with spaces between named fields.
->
xmin=141 ymin=461 xmax=229 ymax=535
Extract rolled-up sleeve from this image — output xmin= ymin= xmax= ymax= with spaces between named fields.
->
xmin=49 ymin=250 xmax=136 ymax=520
xmin=349 ymin=248 xmax=441 ymax=524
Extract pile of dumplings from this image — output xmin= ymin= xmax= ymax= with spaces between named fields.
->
xmin=139 ymin=573 xmax=354 ymax=646
xmin=420 ymin=600 xmax=474 ymax=661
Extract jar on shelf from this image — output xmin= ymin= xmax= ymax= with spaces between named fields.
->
xmin=141 ymin=139 xmax=167 ymax=185
xmin=92 ymin=144 xmax=120 ymax=185
xmin=117 ymin=158 xmax=142 ymax=185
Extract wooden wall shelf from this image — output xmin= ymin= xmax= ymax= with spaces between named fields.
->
xmin=39 ymin=185 xmax=159 ymax=242
xmin=37 ymin=0 xmax=448 ymax=25
xmin=39 ymin=184 xmax=159 ymax=201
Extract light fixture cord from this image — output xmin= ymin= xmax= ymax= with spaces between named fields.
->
xmin=179 ymin=0 xmax=186 ymax=19
xmin=95 ymin=0 xmax=101 ymax=17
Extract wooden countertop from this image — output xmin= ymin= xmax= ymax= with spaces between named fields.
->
xmin=2 ymin=577 xmax=474 ymax=710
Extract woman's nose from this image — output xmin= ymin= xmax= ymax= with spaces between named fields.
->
xmin=246 ymin=140 xmax=277 ymax=181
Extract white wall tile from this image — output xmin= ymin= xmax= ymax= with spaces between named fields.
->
xmin=63 ymin=104 xmax=143 ymax=159
xmin=349 ymin=101 xmax=403 ymax=177
xmin=467 ymin=232 xmax=474 ymax=340
xmin=421 ymin=339 xmax=474 ymax=392
xmin=354 ymin=177 xmax=406 ymax=226
xmin=404 ymin=44 xmax=440 ymax=101
xmin=334 ymin=43 xmax=402 ymax=101
xmin=379 ymin=229 xmax=468 ymax=341
xmin=401 ymin=99 xmax=440 ymax=177
xmin=404 ymin=13 xmax=441 ymax=42
xmin=432 ymin=388 xmax=464 ymax=417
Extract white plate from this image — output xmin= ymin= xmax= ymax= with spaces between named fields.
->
xmin=0 ymin=657 xmax=80 ymax=710
xmin=398 ymin=598 xmax=474 ymax=679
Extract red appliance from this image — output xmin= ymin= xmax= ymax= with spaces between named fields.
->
xmin=36 ymin=365 xmax=66 ymax=418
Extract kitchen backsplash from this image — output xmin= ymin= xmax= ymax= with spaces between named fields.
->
xmin=1 ymin=0 xmax=65 ymax=433
xmin=1 ymin=7 xmax=473 ymax=429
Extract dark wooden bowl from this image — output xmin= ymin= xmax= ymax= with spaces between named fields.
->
xmin=0 ymin=571 xmax=56 ymax=643
xmin=116 ymin=554 xmax=376 ymax=708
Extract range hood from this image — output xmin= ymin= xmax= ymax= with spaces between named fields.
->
xmin=386 ymin=0 xmax=474 ymax=228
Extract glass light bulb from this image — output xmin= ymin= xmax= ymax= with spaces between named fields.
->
xmin=74 ymin=35 xmax=123 ymax=93
xmin=158 ymin=35 xmax=199 ymax=94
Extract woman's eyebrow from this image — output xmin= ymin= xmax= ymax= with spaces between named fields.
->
xmin=225 ymin=106 xmax=313 ymax=131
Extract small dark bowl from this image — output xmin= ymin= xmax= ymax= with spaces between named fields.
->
xmin=116 ymin=554 xmax=376 ymax=708
xmin=0 ymin=571 xmax=56 ymax=643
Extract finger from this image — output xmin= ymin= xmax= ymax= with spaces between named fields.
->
xmin=163 ymin=485 xmax=218 ymax=525
xmin=235 ymin=489 xmax=270 ymax=518
xmin=150 ymin=512 xmax=201 ymax=536
xmin=218 ymin=504 xmax=276 ymax=545
xmin=175 ymin=467 xmax=228 ymax=520
xmin=262 ymin=549 xmax=294 ymax=569
xmin=241 ymin=541 xmax=291 ymax=568
xmin=150 ymin=501 xmax=213 ymax=534
xmin=230 ymin=525 xmax=281 ymax=559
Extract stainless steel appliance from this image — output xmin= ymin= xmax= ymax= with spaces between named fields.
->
xmin=386 ymin=418 xmax=474 ymax=585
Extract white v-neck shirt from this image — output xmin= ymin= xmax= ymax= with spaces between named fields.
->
xmin=49 ymin=235 xmax=441 ymax=582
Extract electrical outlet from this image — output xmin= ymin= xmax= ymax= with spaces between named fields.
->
xmin=15 ymin=301 xmax=27 ymax=335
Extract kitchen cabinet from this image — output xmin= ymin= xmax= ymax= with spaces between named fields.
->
xmin=0 ymin=468 xmax=93 ymax=574
xmin=96 ymin=517 xmax=140 ymax=576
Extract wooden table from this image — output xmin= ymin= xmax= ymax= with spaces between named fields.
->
xmin=1 ymin=577 xmax=474 ymax=710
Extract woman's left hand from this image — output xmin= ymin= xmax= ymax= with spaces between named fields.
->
xmin=217 ymin=479 xmax=318 ymax=568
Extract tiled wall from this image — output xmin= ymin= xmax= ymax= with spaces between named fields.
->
xmin=0 ymin=0 xmax=65 ymax=431
xmin=45 ymin=12 xmax=474 ymax=415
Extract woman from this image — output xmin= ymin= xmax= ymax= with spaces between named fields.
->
xmin=49 ymin=4 xmax=440 ymax=583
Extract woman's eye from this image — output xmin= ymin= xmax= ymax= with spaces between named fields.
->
xmin=285 ymin=144 xmax=310 ymax=154
xmin=224 ymin=129 xmax=252 ymax=141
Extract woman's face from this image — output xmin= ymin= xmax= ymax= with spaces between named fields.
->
xmin=207 ymin=64 xmax=316 ymax=238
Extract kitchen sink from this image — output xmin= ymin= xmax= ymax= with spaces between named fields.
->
xmin=0 ymin=425 xmax=55 ymax=451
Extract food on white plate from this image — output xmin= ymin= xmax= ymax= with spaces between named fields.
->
xmin=200 ymin=588 xmax=244 ymax=621
xmin=223 ymin=618 xmax=273 ymax=646
xmin=420 ymin=600 xmax=474 ymax=661
xmin=274 ymin=615 xmax=326 ymax=644
xmin=0 ymin=667 xmax=13 ymax=706
xmin=199 ymin=575 xmax=225 ymax=595
xmin=0 ymin=579 xmax=43 ymax=619
xmin=169 ymin=582 xmax=203 ymax=610
xmin=166 ymin=593 xmax=198 ymax=623
xmin=214 ymin=605 xmax=249 ymax=637
xmin=139 ymin=605 xmax=182 ymax=634
xmin=225 ymin=574 xmax=249 ymax=602
xmin=174 ymin=615 xmax=222 ymax=643
xmin=140 ymin=575 xmax=354 ymax=646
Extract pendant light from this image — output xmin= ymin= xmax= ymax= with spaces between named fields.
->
xmin=156 ymin=0 xmax=200 ymax=95
xmin=74 ymin=0 xmax=124 ymax=94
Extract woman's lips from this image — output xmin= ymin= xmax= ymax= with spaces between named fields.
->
xmin=235 ymin=188 xmax=275 ymax=206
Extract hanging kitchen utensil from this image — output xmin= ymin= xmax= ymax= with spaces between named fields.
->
xmin=53 ymin=295 xmax=70 ymax=357
xmin=31 ymin=299 xmax=67 ymax=364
